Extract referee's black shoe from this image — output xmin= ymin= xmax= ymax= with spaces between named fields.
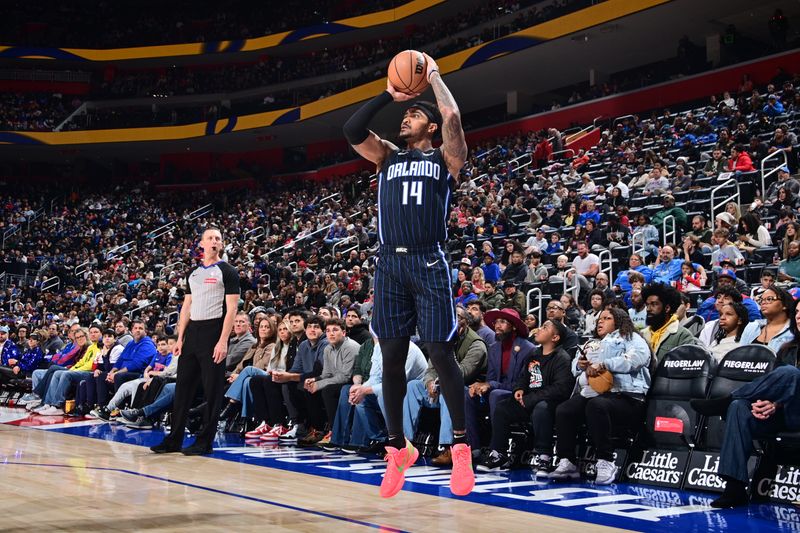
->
xmin=150 ymin=440 xmax=181 ymax=454
xmin=181 ymin=442 xmax=214 ymax=456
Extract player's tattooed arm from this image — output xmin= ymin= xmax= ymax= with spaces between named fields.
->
xmin=424 ymin=54 xmax=467 ymax=179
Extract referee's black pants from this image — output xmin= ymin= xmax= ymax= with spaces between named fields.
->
xmin=164 ymin=319 xmax=226 ymax=449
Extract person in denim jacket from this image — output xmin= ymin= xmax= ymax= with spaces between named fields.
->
xmin=739 ymin=285 xmax=794 ymax=353
xmin=550 ymin=307 xmax=652 ymax=485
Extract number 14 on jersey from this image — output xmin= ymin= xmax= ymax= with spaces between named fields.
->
xmin=402 ymin=180 xmax=423 ymax=206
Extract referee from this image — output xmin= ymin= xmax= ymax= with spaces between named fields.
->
xmin=151 ymin=226 xmax=240 ymax=455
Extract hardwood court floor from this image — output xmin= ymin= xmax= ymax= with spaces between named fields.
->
xmin=0 ymin=423 xmax=632 ymax=533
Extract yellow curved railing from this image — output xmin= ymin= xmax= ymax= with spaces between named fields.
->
xmin=0 ymin=0 xmax=670 ymax=146
xmin=0 ymin=0 xmax=444 ymax=62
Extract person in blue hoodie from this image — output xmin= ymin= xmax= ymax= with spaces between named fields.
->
xmin=0 ymin=329 xmax=43 ymax=387
xmin=763 ymin=94 xmax=785 ymax=117
xmin=481 ymin=252 xmax=501 ymax=284
xmin=651 ymin=245 xmax=685 ymax=284
xmin=612 ymin=254 xmax=653 ymax=294
xmin=93 ymin=319 xmax=157 ymax=406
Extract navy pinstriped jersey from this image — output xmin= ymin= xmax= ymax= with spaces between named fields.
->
xmin=377 ymin=147 xmax=452 ymax=246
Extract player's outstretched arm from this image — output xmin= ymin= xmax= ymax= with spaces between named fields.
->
xmin=423 ymin=53 xmax=467 ymax=180
xmin=343 ymin=82 xmax=408 ymax=167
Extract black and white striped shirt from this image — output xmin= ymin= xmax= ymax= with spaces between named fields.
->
xmin=186 ymin=261 xmax=240 ymax=321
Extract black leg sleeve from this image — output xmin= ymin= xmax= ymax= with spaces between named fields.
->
xmin=378 ymin=337 xmax=410 ymax=440
xmin=427 ymin=341 xmax=466 ymax=433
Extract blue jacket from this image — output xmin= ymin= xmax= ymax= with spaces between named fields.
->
xmin=17 ymin=346 xmax=44 ymax=374
xmin=486 ymin=335 xmax=534 ymax=392
xmin=652 ymin=258 xmax=684 ymax=284
xmin=482 ymin=263 xmax=501 ymax=283
xmin=697 ymin=296 xmax=762 ymax=322
xmin=572 ymin=330 xmax=651 ymax=395
xmin=740 ymin=319 xmax=793 ymax=354
xmin=545 ymin=242 xmax=562 ymax=254
xmin=289 ymin=337 xmax=330 ymax=382
xmin=147 ymin=352 xmax=173 ymax=372
xmin=613 ymin=265 xmax=653 ymax=293
xmin=578 ymin=211 xmax=601 ymax=226
xmin=113 ymin=336 xmax=158 ymax=373
xmin=455 ymin=293 xmax=478 ymax=307
xmin=763 ymin=101 xmax=785 ymax=116
xmin=0 ymin=340 xmax=21 ymax=368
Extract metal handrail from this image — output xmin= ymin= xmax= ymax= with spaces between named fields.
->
xmin=148 ymin=221 xmax=176 ymax=240
xmin=563 ymin=122 xmax=597 ymax=144
xmin=339 ymin=242 xmax=360 ymax=258
xmin=662 ymin=215 xmax=677 ymax=246
xmin=760 ymin=149 xmax=789 ymax=200
xmin=266 ymin=225 xmax=329 ymax=257
xmin=186 ymin=203 xmax=213 ymax=221
xmin=563 ymin=267 xmax=579 ymax=301
xmin=166 ymin=311 xmax=179 ymax=327
xmin=526 ymin=287 xmax=543 ymax=327
xmin=287 ymin=261 xmax=298 ymax=273
xmin=596 ymin=249 xmax=613 ymax=279
xmin=293 ymin=192 xmax=342 ymax=216
xmin=258 ymin=273 xmax=271 ymax=289
xmin=27 ymin=207 xmax=45 ymax=232
xmin=125 ymin=300 xmax=157 ymax=319
xmin=244 ymin=226 xmax=265 ymax=242
xmin=41 ymin=275 xmax=60 ymax=292
xmin=159 ymin=261 xmax=186 ymax=281
xmin=2 ymin=225 xmax=19 ymax=249
xmin=332 ymin=234 xmax=359 ymax=256
xmin=74 ymin=260 xmax=90 ymax=276
xmin=631 ymin=230 xmax=646 ymax=256
xmin=613 ymin=114 xmax=636 ymax=129
xmin=106 ymin=240 xmax=136 ymax=260
xmin=551 ymin=148 xmax=576 ymax=160
xmin=709 ymin=178 xmax=741 ymax=229
xmin=508 ymin=153 xmax=532 ymax=172
xmin=476 ymin=145 xmax=501 ymax=160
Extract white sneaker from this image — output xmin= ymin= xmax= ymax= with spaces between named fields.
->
xmin=594 ymin=459 xmax=618 ymax=485
xmin=18 ymin=393 xmax=36 ymax=404
xmin=33 ymin=404 xmax=53 ymax=414
xmin=549 ymin=458 xmax=580 ymax=480
xmin=278 ymin=424 xmax=299 ymax=444
xmin=38 ymin=405 xmax=64 ymax=416
xmin=26 ymin=398 xmax=42 ymax=411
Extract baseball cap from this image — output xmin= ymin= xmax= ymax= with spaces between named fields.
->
xmin=299 ymin=260 xmax=307 ymax=268
xmin=715 ymin=212 xmax=736 ymax=226
xmin=718 ymin=269 xmax=737 ymax=281
xmin=465 ymin=243 xmax=476 ymax=250
xmin=460 ymin=257 xmax=472 ymax=265
xmin=779 ymin=165 xmax=791 ymax=173
xmin=0 ymin=325 xmax=9 ymax=333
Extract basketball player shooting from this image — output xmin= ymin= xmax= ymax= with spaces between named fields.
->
xmin=343 ymin=52 xmax=473 ymax=498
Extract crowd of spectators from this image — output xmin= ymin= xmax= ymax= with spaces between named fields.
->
xmin=93 ymin=0 xmax=594 ymax=99
xmin=0 ymin=71 xmax=798 ymax=508
xmin=2 ymin=0 xmax=602 ymax=132
xmin=0 ymin=93 xmax=82 ymax=132
xmin=0 ymin=0 xmax=402 ymax=48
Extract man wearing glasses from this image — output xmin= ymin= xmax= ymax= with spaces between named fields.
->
xmin=544 ymin=301 xmax=579 ymax=357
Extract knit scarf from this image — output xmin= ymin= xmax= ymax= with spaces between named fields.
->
xmin=649 ymin=314 xmax=678 ymax=353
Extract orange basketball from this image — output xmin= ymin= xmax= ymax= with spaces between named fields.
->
xmin=387 ymin=50 xmax=429 ymax=95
